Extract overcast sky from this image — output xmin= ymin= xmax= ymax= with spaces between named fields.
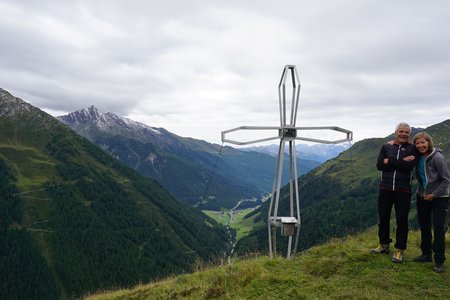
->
xmin=1 ymin=0 xmax=449 ymax=145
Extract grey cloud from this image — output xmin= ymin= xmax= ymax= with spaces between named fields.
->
xmin=1 ymin=0 xmax=449 ymax=143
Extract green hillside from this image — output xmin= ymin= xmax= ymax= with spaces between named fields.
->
xmin=86 ymin=228 xmax=450 ymax=299
xmin=236 ymin=121 xmax=450 ymax=255
xmin=0 ymin=89 xmax=229 ymax=299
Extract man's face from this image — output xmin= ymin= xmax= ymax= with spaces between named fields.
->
xmin=394 ymin=126 xmax=410 ymax=144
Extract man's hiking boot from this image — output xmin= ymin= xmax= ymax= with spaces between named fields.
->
xmin=392 ymin=249 xmax=403 ymax=263
xmin=433 ymin=263 xmax=445 ymax=273
xmin=413 ymin=254 xmax=432 ymax=263
xmin=370 ymin=244 xmax=390 ymax=254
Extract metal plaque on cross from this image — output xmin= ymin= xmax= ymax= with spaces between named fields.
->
xmin=221 ymin=65 xmax=353 ymax=259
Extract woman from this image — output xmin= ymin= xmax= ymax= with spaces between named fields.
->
xmin=412 ymin=132 xmax=450 ymax=273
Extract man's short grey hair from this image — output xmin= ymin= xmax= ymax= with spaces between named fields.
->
xmin=395 ymin=122 xmax=411 ymax=132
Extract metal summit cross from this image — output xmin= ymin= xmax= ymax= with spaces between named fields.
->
xmin=221 ymin=65 xmax=353 ymax=259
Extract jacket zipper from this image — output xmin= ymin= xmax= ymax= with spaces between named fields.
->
xmin=423 ymin=149 xmax=435 ymax=195
xmin=392 ymin=144 xmax=401 ymax=190
xmin=424 ymin=156 xmax=428 ymax=195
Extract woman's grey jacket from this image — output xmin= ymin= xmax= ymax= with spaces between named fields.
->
xmin=414 ymin=148 xmax=450 ymax=198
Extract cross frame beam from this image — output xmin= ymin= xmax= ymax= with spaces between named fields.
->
xmin=222 ymin=126 xmax=353 ymax=145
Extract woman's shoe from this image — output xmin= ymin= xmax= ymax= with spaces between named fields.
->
xmin=412 ymin=254 xmax=432 ymax=263
xmin=433 ymin=263 xmax=445 ymax=273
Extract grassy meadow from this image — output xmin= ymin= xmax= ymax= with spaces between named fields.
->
xmin=86 ymin=227 xmax=450 ymax=299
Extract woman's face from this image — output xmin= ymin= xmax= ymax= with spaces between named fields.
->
xmin=415 ymin=137 xmax=429 ymax=154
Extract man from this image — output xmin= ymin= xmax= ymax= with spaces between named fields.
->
xmin=371 ymin=122 xmax=418 ymax=263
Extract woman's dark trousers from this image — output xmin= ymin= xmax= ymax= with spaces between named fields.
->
xmin=416 ymin=195 xmax=449 ymax=264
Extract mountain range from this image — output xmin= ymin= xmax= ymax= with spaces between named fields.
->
xmin=0 ymin=88 xmax=229 ymax=299
xmin=57 ymin=106 xmax=321 ymax=210
xmin=241 ymin=142 xmax=350 ymax=163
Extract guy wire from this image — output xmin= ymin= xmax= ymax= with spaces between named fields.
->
xmin=192 ymin=142 xmax=228 ymax=263
xmin=201 ymin=141 xmax=225 ymax=203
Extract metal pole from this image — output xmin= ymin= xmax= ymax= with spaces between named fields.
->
xmin=293 ymin=67 xmax=300 ymax=126
xmin=273 ymin=140 xmax=285 ymax=219
xmin=293 ymin=141 xmax=301 ymax=255
xmin=287 ymin=140 xmax=294 ymax=259
xmin=268 ymin=139 xmax=283 ymax=258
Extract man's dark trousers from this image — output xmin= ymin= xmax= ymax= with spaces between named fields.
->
xmin=378 ymin=189 xmax=412 ymax=249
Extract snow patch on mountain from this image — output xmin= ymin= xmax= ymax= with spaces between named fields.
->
xmin=57 ymin=106 xmax=162 ymax=135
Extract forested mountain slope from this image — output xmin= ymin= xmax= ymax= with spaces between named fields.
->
xmin=0 ymin=88 xmax=229 ymax=299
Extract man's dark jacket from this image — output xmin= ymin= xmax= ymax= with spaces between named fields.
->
xmin=376 ymin=142 xmax=418 ymax=193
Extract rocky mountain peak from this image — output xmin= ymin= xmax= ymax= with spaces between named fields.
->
xmin=0 ymin=88 xmax=35 ymax=118
xmin=82 ymin=105 xmax=101 ymax=120
xmin=58 ymin=106 xmax=162 ymax=137
xmin=58 ymin=105 xmax=102 ymax=125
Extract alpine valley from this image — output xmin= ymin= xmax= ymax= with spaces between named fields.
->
xmin=57 ymin=106 xmax=321 ymax=210
xmin=0 ymin=89 xmax=230 ymax=299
